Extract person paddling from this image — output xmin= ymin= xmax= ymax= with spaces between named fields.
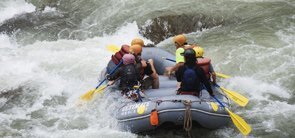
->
xmin=166 ymin=34 xmax=187 ymax=74
xmin=193 ymin=46 xmax=217 ymax=84
xmin=130 ymin=44 xmax=159 ymax=90
xmin=107 ymin=54 xmax=141 ymax=94
xmin=175 ymin=48 xmax=214 ymax=97
xmin=106 ymin=38 xmax=145 ymax=74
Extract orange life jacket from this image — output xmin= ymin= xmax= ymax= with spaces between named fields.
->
xmin=196 ymin=57 xmax=211 ymax=79
xmin=111 ymin=45 xmax=130 ymax=64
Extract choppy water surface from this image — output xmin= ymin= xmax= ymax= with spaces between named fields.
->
xmin=0 ymin=0 xmax=294 ymax=137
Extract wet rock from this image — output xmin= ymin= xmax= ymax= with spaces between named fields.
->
xmin=138 ymin=14 xmax=225 ymax=44
xmin=0 ymin=12 xmax=67 ymax=34
xmin=0 ymin=11 xmax=77 ymax=44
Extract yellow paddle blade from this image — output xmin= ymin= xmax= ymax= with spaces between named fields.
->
xmin=80 ymin=89 xmax=95 ymax=101
xmin=210 ymin=102 xmax=219 ymax=112
xmin=225 ymin=108 xmax=252 ymax=136
xmin=216 ymin=72 xmax=231 ymax=79
xmin=220 ymin=87 xmax=249 ymax=107
xmin=106 ymin=44 xmax=120 ymax=53
xmin=80 ymin=85 xmax=107 ymax=101
xmin=94 ymin=85 xmax=107 ymax=94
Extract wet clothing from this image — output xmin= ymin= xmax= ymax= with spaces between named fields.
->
xmin=108 ymin=64 xmax=140 ymax=92
xmin=176 ymin=64 xmax=213 ymax=96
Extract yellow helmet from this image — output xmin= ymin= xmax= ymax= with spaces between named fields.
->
xmin=131 ymin=38 xmax=144 ymax=47
xmin=173 ymin=34 xmax=187 ymax=46
xmin=193 ymin=46 xmax=204 ymax=57
xmin=130 ymin=44 xmax=142 ymax=55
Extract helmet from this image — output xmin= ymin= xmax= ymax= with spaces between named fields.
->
xmin=131 ymin=38 xmax=144 ymax=46
xmin=184 ymin=48 xmax=196 ymax=59
xmin=122 ymin=54 xmax=135 ymax=65
xmin=193 ymin=47 xmax=204 ymax=57
xmin=121 ymin=44 xmax=130 ymax=53
xmin=173 ymin=34 xmax=187 ymax=46
xmin=130 ymin=44 xmax=142 ymax=55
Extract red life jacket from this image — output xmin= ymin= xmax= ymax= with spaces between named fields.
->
xmin=111 ymin=45 xmax=130 ymax=65
xmin=196 ymin=57 xmax=211 ymax=79
xmin=178 ymin=91 xmax=199 ymax=96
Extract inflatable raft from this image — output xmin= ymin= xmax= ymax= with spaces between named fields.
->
xmin=102 ymin=47 xmax=231 ymax=133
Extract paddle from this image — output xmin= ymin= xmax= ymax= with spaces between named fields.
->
xmin=212 ymin=96 xmax=252 ymax=136
xmin=162 ymin=57 xmax=231 ymax=79
xmin=215 ymin=72 xmax=231 ymax=79
xmin=80 ymin=60 xmax=123 ymax=101
xmin=215 ymin=84 xmax=249 ymax=107
xmin=106 ymin=44 xmax=120 ymax=53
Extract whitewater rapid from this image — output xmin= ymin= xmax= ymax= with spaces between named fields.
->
xmin=0 ymin=0 xmax=295 ymax=138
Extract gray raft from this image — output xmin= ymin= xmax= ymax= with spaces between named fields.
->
xmin=103 ymin=47 xmax=231 ymax=133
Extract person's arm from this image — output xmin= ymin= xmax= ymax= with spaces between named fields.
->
xmin=175 ymin=66 xmax=184 ymax=89
xmin=170 ymin=62 xmax=184 ymax=72
xmin=144 ymin=62 xmax=153 ymax=75
xmin=209 ymin=63 xmax=216 ymax=84
xmin=198 ymin=68 xmax=214 ymax=96
xmin=107 ymin=67 xmax=121 ymax=81
xmin=176 ymin=66 xmax=183 ymax=82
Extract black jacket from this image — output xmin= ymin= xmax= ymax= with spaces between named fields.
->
xmin=176 ymin=64 xmax=213 ymax=95
xmin=108 ymin=64 xmax=141 ymax=91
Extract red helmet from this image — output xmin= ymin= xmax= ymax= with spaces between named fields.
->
xmin=122 ymin=54 xmax=135 ymax=65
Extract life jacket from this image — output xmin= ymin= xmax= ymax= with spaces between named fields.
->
xmin=111 ymin=45 xmax=129 ymax=65
xmin=120 ymin=64 xmax=139 ymax=90
xmin=177 ymin=91 xmax=199 ymax=96
xmin=175 ymin=47 xmax=185 ymax=63
xmin=181 ymin=65 xmax=197 ymax=91
xmin=196 ymin=57 xmax=211 ymax=79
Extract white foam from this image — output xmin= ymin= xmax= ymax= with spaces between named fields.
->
xmin=0 ymin=22 xmax=144 ymax=137
xmin=0 ymin=0 xmax=35 ymax=23
xmin=0 ymin=34 xmax=18 ymax=48
xmin=43 ymin=6 xmax=56 ymax=13
xmin=222 ymin=77 xmax=291 ymax=100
